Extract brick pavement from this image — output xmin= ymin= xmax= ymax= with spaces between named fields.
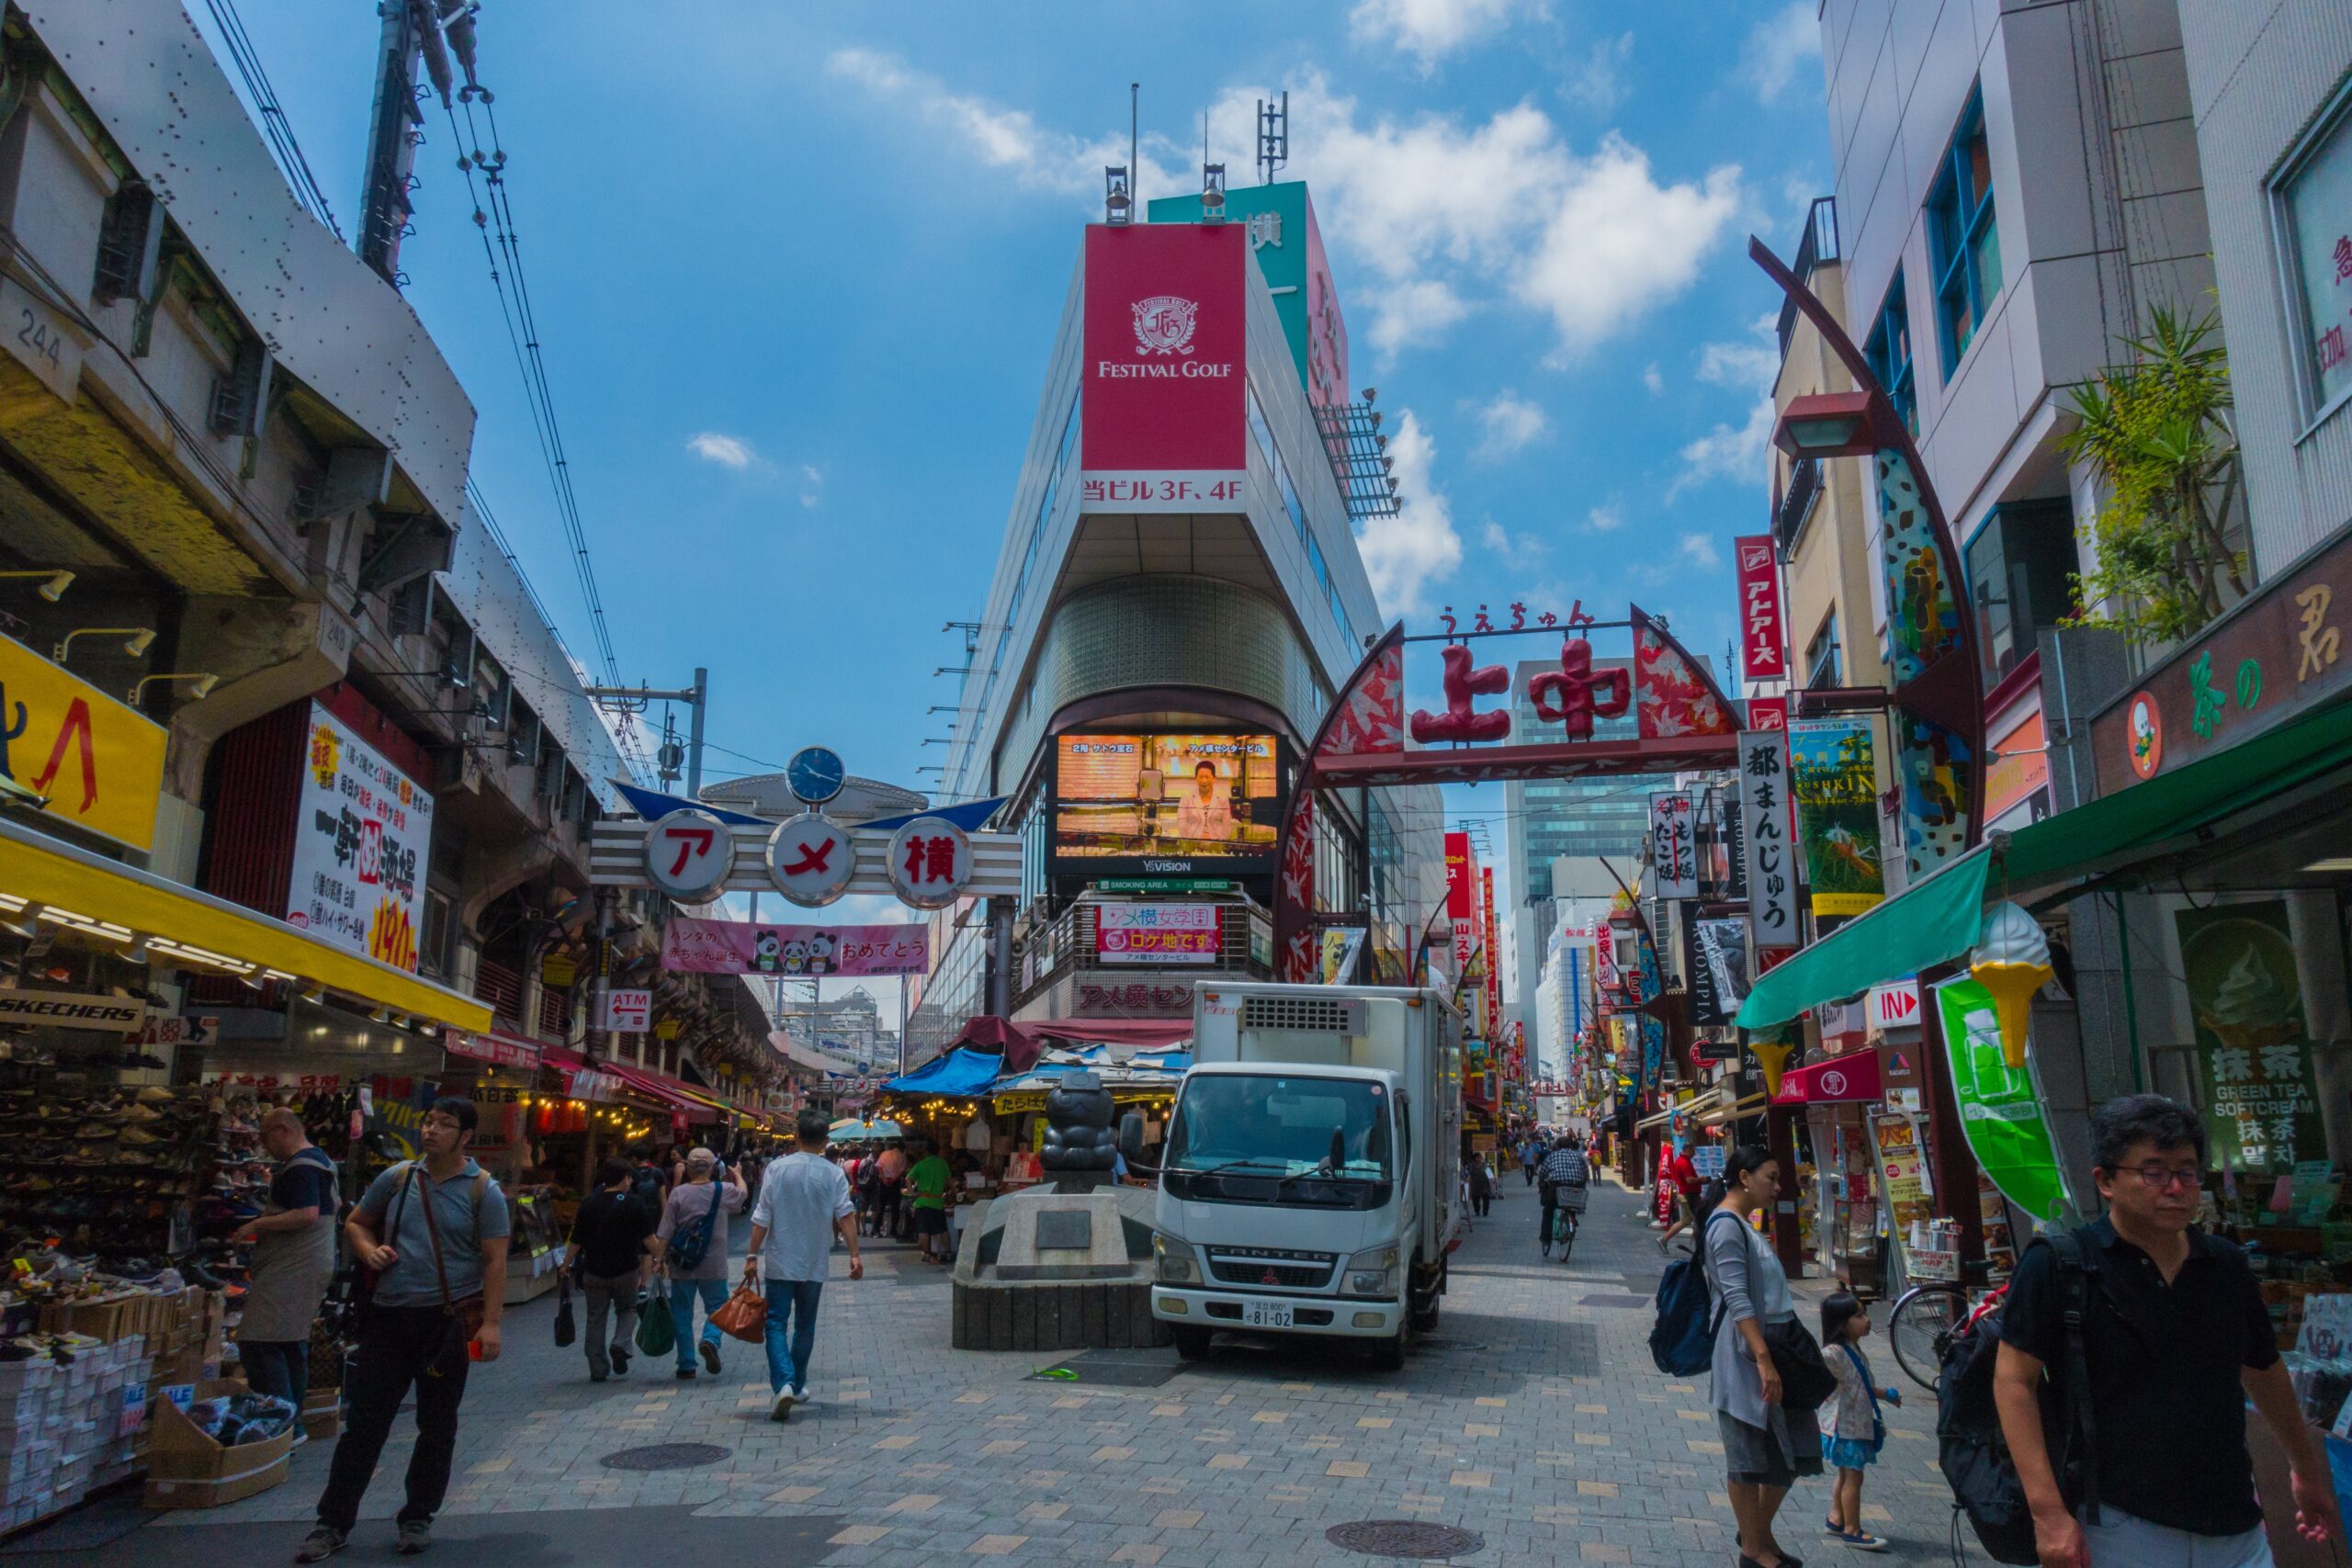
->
xmin=148 ymin=1183 xmax=1974 ymax=1566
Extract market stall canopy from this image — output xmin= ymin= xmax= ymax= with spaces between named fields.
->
xmin=956 ymin=1015 xmax=1191 ymax=1075
xmin=830 ymin=1117 xmax=902 ymax=1141
xmin=0 ymin=813 xmax=491 ymax=1032
xmin=882 ymin=1047 xmax=1003 ymax=1098
xmin=1771 ymin=1053 xmax=1883 ymax=1106
xmin=989 ymin=1042 xmax=1193 ymax=1098
xmin=543 ymin=1048 xmax=723 ymax=1122
xmin=1736 ymin=696 xmax=2352 ymax=1030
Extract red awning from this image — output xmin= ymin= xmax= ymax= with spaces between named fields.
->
xmin=1771 ymin=1052 xmax=1883 ymax=1106
xmin=956 ymin=1016 xmax=1192 ymax=1075
xmin=542 ymin=1049 xmax=724 ymax=1122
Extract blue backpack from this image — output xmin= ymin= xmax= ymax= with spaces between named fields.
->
xmin=1649 ymin=1209 xmax=1742 ymax=1375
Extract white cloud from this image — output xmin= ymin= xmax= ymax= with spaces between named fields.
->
xmin=1474 ymin=390 xmax=1548 ymax=460
xmin=1356 ymin=410 xmax=1461 ymax=616
xmin=1480 ymin=519 xmax=1548 ymax=570
xmin=1516 ymin=137 xmax=1743 ymax=355
xmin=1363 ymin=279 xmax=1472 ymax=357
xmin=1642 ymin=363 xmax=1664 ymax=394
xmin=1671 ymin=313 xmax=1781 ymax=498
xmin=797 ymin=463 xmax=823 ymax=509
xmin=1561 ymin=31 xmax=1634 ymax=113
xmin=1679 ymin=533 xmax=1722 ymax=568
xmin=1586 ymin=504 xmax=1623 ymax=533
xmin=687 ymin=432 xmax=757 ymax=470
xmin=1740 ymin=3 xmax=1824 ymax=103
xmin=1698 ymin=338 xmax=1779 ymax=392
xmin=1350 ymin=0 xmax=1536 ymax=70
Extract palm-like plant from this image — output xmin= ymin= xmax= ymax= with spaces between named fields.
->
xmin=2059 ymin=308 xmax=2245 ymax=646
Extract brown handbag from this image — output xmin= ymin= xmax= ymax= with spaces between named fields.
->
xmin=417 ymin=1168 xmax=488 ymax=1378
xmin=708 ymin=1283 xmax=768 ymax=1344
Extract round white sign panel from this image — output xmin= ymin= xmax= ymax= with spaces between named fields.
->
xmin=887 ymin=817 xmax=971 ymax=910
xmin=645 ymin=808 xmax=734 ymax=903
xmin=765 ymin=813 xmax=857 ymax=907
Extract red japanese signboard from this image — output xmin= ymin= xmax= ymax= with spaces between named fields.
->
xmin=1736 ymin=536 xmax=1786 ymax=681
xmin=1080 ymin=223 xmax=1248 ymax=513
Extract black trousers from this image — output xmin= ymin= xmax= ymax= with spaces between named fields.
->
xmin=875 ymin=1184 xmax=903 ymax=1238
xmin=1472 ymin=1190 xmax=1491 ymax=1217
xmin=316 ymin=1304 xmax=469 ymax=1533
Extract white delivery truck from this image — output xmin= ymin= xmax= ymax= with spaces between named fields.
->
xmin=1136 ymin=982 xmax=1464 ymax=1371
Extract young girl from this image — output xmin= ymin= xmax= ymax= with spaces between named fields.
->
xmin=1820 ymin=1292 xmax=1902 ymax=1552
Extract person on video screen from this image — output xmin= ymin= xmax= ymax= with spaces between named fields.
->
xmin=1170 ymin=760 xmax=1235 ymax=841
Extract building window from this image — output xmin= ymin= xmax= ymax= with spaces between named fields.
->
xmin=1864 ymin=272 xmax=1916 ymax=434
xmin=2272 ymin=82 xmax=2352 ymax=424
xmin=1928 ymin=89 xmax=2003 ymax=377
xmin=1804 ymin=611 xmax=1842 ymax=688
xmin=1964 ymin=499 xmax=2076 ymax=686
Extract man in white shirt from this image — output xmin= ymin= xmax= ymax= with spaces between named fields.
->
xmin=1169 ymin=761 xmax=1235 ymax=840
xmin=743 ymin=1109 xmax=862 ymax=1421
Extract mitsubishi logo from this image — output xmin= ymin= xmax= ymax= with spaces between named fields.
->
xmin=1261 ymin=1269 xmax=1280 ymax=1287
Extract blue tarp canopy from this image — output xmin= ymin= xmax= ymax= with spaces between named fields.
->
xmin=881 ymin=1047 xmax=1004 ymax=1098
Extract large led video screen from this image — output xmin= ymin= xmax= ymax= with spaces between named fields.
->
xmin=1054 ymin=733 xmax=1281 ymax=868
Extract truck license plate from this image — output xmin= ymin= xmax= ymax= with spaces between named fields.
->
xmin=1243 ymin=1302 xmax=1294 ymax=1328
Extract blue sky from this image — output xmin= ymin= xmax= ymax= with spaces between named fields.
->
xmin=193 ymin=0 xmax=1834 ymax=999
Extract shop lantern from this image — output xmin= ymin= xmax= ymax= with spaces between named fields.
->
xmin=1971 ymin=901 xmax=2052 ymax=1069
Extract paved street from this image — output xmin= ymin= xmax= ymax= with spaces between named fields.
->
xmin=92 ymin=1179 xmax=1969 ymax=1567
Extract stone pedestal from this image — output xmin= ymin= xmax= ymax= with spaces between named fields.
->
xmin=949 ymin=1179 xmax=1168 ymax=1351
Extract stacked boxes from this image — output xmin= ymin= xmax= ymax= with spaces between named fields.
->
xmin=0 ymin=1335 xmax=152 ymax=1529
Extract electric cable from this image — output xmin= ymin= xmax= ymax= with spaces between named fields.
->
xmin=200 ymin=0 xmax=343 ymax=237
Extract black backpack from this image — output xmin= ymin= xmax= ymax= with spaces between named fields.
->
xmin=1936 ymin=1230 xmax=2101 ymax=1566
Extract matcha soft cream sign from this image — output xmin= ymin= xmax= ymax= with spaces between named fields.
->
xmin=1934 ymin=977 xmax=2066 ymax=1223
xmin=2179 ymin=902 xmax=2322 ymax=1172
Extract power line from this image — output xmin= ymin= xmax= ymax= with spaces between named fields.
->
xmin=200 ymin=0 xmax=343 ymax=237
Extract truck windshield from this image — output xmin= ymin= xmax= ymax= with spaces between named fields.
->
xmin=1164 ymin=1076 xmax=1393 ymax=1182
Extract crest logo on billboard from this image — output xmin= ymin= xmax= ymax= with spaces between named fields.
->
xmin=1131 ymin=295 xmax=1199 ymax=356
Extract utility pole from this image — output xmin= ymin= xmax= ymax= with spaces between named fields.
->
xmin=358 ymin=0 xmax=481 ymax=288
xmin=583 ymin=671 xmax=708 ymax=796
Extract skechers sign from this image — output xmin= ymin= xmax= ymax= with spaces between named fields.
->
xmin=1080 ymin=222 xmax=1247 ymax=513
xmin=0 ymin=988 xmax=147 ymax=1032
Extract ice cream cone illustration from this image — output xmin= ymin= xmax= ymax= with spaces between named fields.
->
xmin=2199 ymin=946 xmax=2298 ymax=1053
xmin=1972 ymin=902 xmax=2052 ymax=1069
xmin=1752 ymin=1033 xmax=1795 ymax=1097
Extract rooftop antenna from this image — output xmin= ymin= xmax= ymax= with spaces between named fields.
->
xmin=1257 ymin=90 xmax=1289 ymax=186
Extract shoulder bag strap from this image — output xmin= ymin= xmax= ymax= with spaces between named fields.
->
xmin=2052 ymin=1230 xmax=2101 ymax=1526
xmin=415 ymin=1167 xmax=456 ymax=1310
xmin=1702 ymin=1206 xmax=1747 ymax=1339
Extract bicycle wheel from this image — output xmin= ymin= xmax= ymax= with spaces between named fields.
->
xmin=1887 ymin=1285 xmax=1967 ymax=1393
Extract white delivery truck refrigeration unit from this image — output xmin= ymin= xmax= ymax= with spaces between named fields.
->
xmin=1140 ymin=983 xmax=1464 ymax=1371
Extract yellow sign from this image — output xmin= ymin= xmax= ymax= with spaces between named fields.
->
xmin=993 ymin=1089 xmax=1048 ymax=1114
xmin=654 ymin=1018 xmax=682 ymax=1041
xmin=0 ymin=632 xmax=164 ymax=851
xmin=541 ymin=954 xmax=578 ymax=987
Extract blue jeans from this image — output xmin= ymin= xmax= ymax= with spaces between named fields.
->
xmin=670 ymin=1277 xmax=729 ymax=1369
xmin=762 ymin=1279 xmax=823 ymax=1394
xmin=239 ymin=1339 xmax=307 ymax=1404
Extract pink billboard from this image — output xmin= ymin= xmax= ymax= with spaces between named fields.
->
xmin=662 ymin=916 xmax=929 ymax=976
xmin=1080 ymin=222 xmax=1248 ymax=513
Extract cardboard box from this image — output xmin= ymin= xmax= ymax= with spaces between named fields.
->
xmin=141 ymin=1380 xmax=292 ymax=1511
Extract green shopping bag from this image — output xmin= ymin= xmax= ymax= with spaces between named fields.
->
xmin=634 ymin=1290 xmax=677 ymax=1357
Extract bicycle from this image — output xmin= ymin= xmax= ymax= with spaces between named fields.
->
xmin=1886 ymin=1280 xmax=1971 ymax=1393
xmin=1549 ymin=1203 xmax=1580 ymax=1261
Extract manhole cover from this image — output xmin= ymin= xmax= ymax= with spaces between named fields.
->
xmin=1326 ymin=1520 xmax=1486 ymax=1559
xmin=600 ymin=1442 xmax=729 ymax=1472
xmin=1027 ymin=1350 xmax=1182 ymax=1388
xmin=1579 ymin=1293 xmax=1655 ymax=1309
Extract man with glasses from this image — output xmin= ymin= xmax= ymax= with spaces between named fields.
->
xmin=1994 ymin=1094 xmax=2338 ymax=1567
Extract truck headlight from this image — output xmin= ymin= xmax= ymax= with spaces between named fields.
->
xmin=1155 ymin=1232 xmax=1200 ymax=1285
xmin=1342 ymin=1244 xmax=1399 ymax=1297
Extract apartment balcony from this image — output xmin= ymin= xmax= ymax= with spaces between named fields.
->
xmin=1773 ymin=457 xmax=1823 ymax=554
xmin=1774 ymin=197 xmax=1841 ymax=362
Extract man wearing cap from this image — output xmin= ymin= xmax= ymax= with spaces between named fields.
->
xmin=652 ymin=1146 xmax=746 ymax=1379
xmin=743 ymin=1109 xmax=862 ymax=1421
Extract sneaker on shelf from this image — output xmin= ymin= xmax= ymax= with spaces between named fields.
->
xmin=294 ymin=1527 xmax=345 ymax=1562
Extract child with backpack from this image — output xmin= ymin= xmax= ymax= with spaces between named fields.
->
xmin=1819 ymin=1292 xmax=1902 ymax=1552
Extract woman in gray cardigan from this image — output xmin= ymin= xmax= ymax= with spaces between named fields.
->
xmin=1707 ymin=1144 xmax=1820 ymax=1568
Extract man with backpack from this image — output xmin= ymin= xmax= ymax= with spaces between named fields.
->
xmin=1993 ymin=1094 xmax=2338 ymax=1566
xmin=652 ymin=1146 xmax=746 ymax=1379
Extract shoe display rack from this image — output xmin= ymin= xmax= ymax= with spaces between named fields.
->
xmin=0 ymin=1083 xmax=219 ymax=1265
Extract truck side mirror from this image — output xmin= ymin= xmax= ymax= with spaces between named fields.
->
xmin=1117 ymin=1111 xmax=1147 ymax=1166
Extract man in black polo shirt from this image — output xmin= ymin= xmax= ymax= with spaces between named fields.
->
xmin=1995 ymin=1094 xmax=2339 ymax=1566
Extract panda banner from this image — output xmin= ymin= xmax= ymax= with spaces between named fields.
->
xmin=660 ymin=915 xmax=930 ymax=977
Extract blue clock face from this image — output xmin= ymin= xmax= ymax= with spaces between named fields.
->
xmin=786 ymin=746 xmax=845 ymax=805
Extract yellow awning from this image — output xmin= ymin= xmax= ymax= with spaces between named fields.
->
xmin=0 ymin=817 xmax=491 ymax=1033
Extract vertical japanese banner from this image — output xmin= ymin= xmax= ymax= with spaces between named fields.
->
xmin=1932 ymin=976 xmax=2068 ymax=1223
xmin=1080 ymin=223 xmax=1248 ymax=513
xmin=1787 ymin=717 xmax=1884 ymax=919
xmin=1738 ymin=729 xmax=1801 ymax=955
xmin=288 ymin=702 xmax=435 ymax=971
xmin=1649 ymin=792 xmax=1696 ymax=898
xmin=2177 ymin=901 xmax=2323 ymax=1171
xmin=1735 ymin=536 xmax=1787 ymax=681
xmin=1443 ymin=831 xmax=1476 ymax=1001
xmin=1481 ymin=867 xmax=1501 ymax=1037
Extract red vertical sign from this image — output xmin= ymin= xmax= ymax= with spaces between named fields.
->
xmin=1481 ymin=866 xmax=1501 ymax=1038
xmin=1736 ymin=536 xmax=1787 ymax=681
xmin=1444 ymin=830 xmax=1476 ymax=997
xmin=1080 ymin=223 xmax=1248 ymax=513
